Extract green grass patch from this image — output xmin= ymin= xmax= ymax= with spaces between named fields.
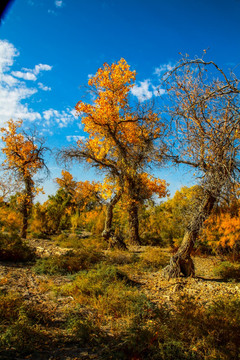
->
xmin=0 ymin=292 xmax=51 ymax=353
xmin=213 ymin=261 xmax=240 ymax=281
xmin=33 ymin=248 xmax=104 ymax=275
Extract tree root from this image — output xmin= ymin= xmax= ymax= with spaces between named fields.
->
xmin=102 ymin=230 xmax=127 ymax=250
xmin=162 ymin=255 xmax=195 ymax=279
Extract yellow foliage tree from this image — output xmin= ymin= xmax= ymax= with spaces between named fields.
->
xmin=1 ymin=119 xmax=48 ymax=238
xmin=61 ymin=59 xmax=167 ymax=245
xmin=203 ymin=201 xmax=240 ymax=254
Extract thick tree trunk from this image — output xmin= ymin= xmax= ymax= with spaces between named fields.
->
xmin=102 ymin=191 xmax=127 ymax=250
xmin=128 ymin=201 xmax=141 ymax=245
xmin=21 ymin=199 xmax=28 ymax=239
xmin=20 ymin=176 xmax=33 ymax=239
xmin=163 ymin=193 xmax=216 ymax=278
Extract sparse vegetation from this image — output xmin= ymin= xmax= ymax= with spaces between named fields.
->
xmin=213 ymin=261 xmax=240 ymax=281
xmin=0 ymin=57 xmax=239 ymax=359
xmin=33 ymin=248 xmax=103 ymax=275
xmin=0 ymin=232 xmax=35 ymax=262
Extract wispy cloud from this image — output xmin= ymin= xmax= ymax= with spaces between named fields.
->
xmin=43 ymin=108 xmax=76 ymax=128
xmin=66 ymin=135 xmax=85 ymax=142
xmin=131 ymin=63 xmax=175 ymax=102
xmin=131 ymin=79 xmax=153 ymax=102
xmin=55 ymin=0 xmax=63 ymax=8
xmin=0 ymin=40 xmax=42 ymax=124
xmin=154 ymin=63 xmax=174 ymax=76
xmin=12 ymin=63 xmax=53 ymax=81
xmin=38 ymin=82 xmax=51 ymax=91
xmin=0 ymin=41 xmax=19 ymax=72
xmin=0 ymin=39 xmax=78 ymax=133
xmin=33 ymin=64 xmax=52 ymax=75
xmin=131 ymin=79 xmax=165 ymax=102
xmin=11 ymin=70 xmax=37 ymax=81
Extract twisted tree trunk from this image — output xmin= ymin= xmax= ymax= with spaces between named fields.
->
xmin=163 ymin=192 xmax=216 ymax=278
xmin=20 ymin=176 xmax=33 ymax=239
xmin=21 ymin=197 xmax=28 ymax=239
xmin=128 ymin=201 xmax=141 ymax=245
xmin=102 ymin=190 xmax=127 ymax=250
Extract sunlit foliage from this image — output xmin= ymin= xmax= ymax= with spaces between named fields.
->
xmin=1 ymin=119 xmax=48 ymax=238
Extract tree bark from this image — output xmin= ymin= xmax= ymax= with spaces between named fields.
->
xmin=128 ymin=201 xmax=141 ymax=245
xmin=20 ymin=176 xmax=33 ymax=239
xmin=163 ymin=192 xmax=216 ymax=278
xmin=102 ymin=191 xmax=127 ymax=250
xmin=21 ymin=197 xmax=28 ymax=239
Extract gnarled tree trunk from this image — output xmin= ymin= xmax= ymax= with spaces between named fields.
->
xmin=163 ymin=192 xmax=216 ymax=278
xmin=20 ymin=176 xmax=33 ymax=239
xmin=128 ymin=201 xmax=141 ymax=245
xmin=21 ymin=197 xmax=28 ymax=239
xmin=102 ymin=190 xmax=127 ymax=250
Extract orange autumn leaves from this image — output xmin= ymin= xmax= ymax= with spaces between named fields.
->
xmin=203 ymin=204 xmax=240 ymax=251
xmin=76 ymin=59 xmax=162 ymax=160
xmin=56 ymin=170 xmax=167 ymax=207
xmin=1 ymin=120 xmax=44 ymax=178
xmin=55 ymin=170 xmax=100 ymax=210
xmin=73 ymin=59 xmax=167 ymax=209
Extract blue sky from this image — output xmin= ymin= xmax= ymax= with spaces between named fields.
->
xmin=0 ymin=0 xmax=240 ymax=202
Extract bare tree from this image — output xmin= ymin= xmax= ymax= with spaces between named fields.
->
xmin=161 ymin=56 xmax=240 ymax=278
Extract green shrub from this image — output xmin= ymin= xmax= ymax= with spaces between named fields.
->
xmin=0 ymin=292 xmax=49 ymax=353
xmin=33 ymin=248 xmax=103 ymax=275
xmin=213 ymin=261 xmax=240 ymax=281
xmin=66 ymin=311 xmax=105 ymax=346
xmin=63 ymin=264 xmax=150 ymax=323
xmin=105 ymin=249 xmax=139 ymax=265
xmin=0 ymin=232 xmax=35 ymax=262
xmin=54 ymin=233 xmax=84 ymax=249
xmin=63 ymin=281 xmax=240 ymax=360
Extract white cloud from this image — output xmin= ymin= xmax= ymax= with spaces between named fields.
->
xmin=48 ymin=9 xmax=56 ymax=15
xmin=131 ymin=68 xmax=169 ymax=102
xmin=11 ymin=70 xmax=37 ymax=81
xmin=66 ymin=135 xmax=85 ymax=142
xmin=33 ymin=63 xmax=52 ymax=75
xmin=154 ymin=63 xmax=174 ymax=76
xmin=43 ymin=108 xmax=76 ymax=128
xmin=2 ymin=74 xmax=19 ymax=87
xmin=38 ymin=82 xmax=51 ymax=91
xmin=0 ymin=40 xmax=19 ymax=72
xmin=0 ymin=40 xmax=42 ymax=124
xmin=55 ymin=0 xmax=63 ymax=7
xmin=131 ymin=79 xmax=155 ymax=102
xmin=20 ymin=63 xmax=52 ymax=77
xmin=0 ymin=39 xmax=79 ymax=134
xmin=0 ymin=86 xmax=41 ymax=122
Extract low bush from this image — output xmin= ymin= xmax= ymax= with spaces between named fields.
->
xmin=54 ymin=233 xmax=84 ymax=249
xmin=63 ymin=264 xmax=150 ymax=329
xmin=213 ymin=261 xmax=240 ymax=281
xmin=66 ymin=311 xmax=106 ymax=346
xmin=0 ymin=232 xmax=35 ymax=262
xmin=64 ymin=288 xmax=240 ymax=360
xmin=33 ymin=248 xmax=103 ymax=275
xmin=0 ymin=292 xmax=50 ymax=353
xmin=105 ymin=249 xmax=138 ymax=265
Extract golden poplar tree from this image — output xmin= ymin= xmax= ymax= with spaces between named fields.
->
xmin=1 ymin=119 xmax=48 ymax=238
xmin=61 ymin=59 xmax=167 ymax=245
